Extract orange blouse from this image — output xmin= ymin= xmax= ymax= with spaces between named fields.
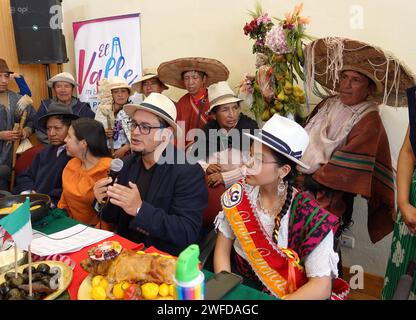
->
xmin=58 ymin=157 xmax=112 ymax=227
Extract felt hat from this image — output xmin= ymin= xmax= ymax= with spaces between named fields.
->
xmin=47 ymin=72 xmax=77 ymax=88
xmin=37 ymin=102 xmax=79 ymax=129
xmin=0 ymin=58 xmax=13 ymax=74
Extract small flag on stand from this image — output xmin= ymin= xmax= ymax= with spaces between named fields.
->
xmin=0 ymin=198 xmax=33 ymax=296
xmin=0 ymin=198 xmax=32 ymax=250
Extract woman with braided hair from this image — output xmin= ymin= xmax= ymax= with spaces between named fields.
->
xmin=213 ymin=114 xmax=348 ymax=300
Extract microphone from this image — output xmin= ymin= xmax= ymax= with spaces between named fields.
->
xmin=99 ymin=159 xmax=124 ymax=209
xmin=108 ymin=158 xmax=124 ymax=185
xmin=95 ymin=158 xmax=124 ymax=227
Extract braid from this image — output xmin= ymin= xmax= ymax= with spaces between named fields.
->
xmin=269 ymin=148 xmax=298 ymax=244
xmin=281 ymin=181 xmax=294 ymax=217
xmin=272 ymin=180 xmax=294 ymax=244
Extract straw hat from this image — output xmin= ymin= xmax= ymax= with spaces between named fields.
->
xmin=37 ymin=102 xmax=79 ymax=129
xmin=0 ymin=58 xmax=13 ymax=74
xmin=131 ymin=68 xmax=168 ymax=94
xmin=304 ymin=37 xmax=416 ymax=107
xmin=124 ymin=92 xmax=180 ymax=136
xmin=108 ymin=76 xmax=133 ymax=94
xmin=47 ymin=72 xmax=77 ymax=88
xmin=157 ymin=57 xmax=229 ymax=89
xmin=207 ymin=81 xmax=243 ymax=113
xmin=244 ymin=114 xmax=310 ymax=169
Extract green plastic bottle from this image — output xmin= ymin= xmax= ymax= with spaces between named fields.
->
xmin=174 ymin=244 xmax=205 ymax=300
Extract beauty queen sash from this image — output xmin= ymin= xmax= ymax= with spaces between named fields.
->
xmin=221 ymin=183 xmax=308 ymax=298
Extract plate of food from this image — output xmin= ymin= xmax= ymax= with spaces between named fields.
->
xmin=78 ymin=243 xmax=176 ymax=300
xmin=0 ymin=260 xmax=73 ymax=300
xmin=0 ymin=193 xmax=51 ymax=222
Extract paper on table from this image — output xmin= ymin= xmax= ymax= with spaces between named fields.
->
xmin=31 ymin=224 xmax=114 ymax=256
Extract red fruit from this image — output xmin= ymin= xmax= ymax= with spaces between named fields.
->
xmin=94 ymin=249 xmax=103 ymax=258
xmin=123 ymin=284 xmax=141 ymax=300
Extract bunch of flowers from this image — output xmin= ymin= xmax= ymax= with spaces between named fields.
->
xmin=243 ymin=12 xmax=273 ymax=54
xmin=239 ymin=2 xmax=312 ymax=123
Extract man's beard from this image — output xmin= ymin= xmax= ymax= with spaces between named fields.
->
xmin=133 ymin=139 xmax=168 ymax=158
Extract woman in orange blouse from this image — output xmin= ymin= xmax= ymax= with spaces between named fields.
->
xmin=58 ymin=118 xmax=112 ymax=229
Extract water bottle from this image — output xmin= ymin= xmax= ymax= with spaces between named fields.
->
xmin=173 ymin=244 xmax=205 ymax=300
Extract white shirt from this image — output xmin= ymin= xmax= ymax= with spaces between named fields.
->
xmin=214 ymin=184 xmax=339 ymax=278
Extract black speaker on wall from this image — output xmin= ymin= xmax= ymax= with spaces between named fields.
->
xmin=10 ymin=0 xmax=68 ymax=64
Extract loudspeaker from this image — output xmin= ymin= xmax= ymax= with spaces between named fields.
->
xmin=10 ymin=0 xmax=68 ymax=64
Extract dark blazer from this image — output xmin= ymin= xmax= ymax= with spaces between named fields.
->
xmin=100 ymin=149 xmax=208 ymax=256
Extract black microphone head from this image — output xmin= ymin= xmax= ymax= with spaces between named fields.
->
xmin=110 ymin=158 xmax=124 ymax=173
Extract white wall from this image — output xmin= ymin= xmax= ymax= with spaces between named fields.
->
xmin=60 ymin=0 xmax=416 ymax=276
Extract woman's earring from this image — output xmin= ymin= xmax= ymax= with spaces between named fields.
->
xmin=277 ymin=178 xmax=286 ymax=196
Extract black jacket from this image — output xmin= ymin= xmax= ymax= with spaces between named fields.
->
xmin=100 ymin=149 xmax=208 ymax=256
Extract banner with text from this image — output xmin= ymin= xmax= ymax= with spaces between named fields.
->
xmin=73 ymin=13 xmax=141 ymax=112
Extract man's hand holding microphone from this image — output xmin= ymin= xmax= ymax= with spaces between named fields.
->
xmin=93 ymin=158 xmax=143 ymax=217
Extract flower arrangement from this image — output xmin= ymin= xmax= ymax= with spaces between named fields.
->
xmin=239 ymin=2 xmax=312 ymax=123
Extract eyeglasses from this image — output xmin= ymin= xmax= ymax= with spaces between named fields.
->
xmin=130 ymin=121 xmax=166 ymax=135
xmin=248 ymin=154 xmax=279 ymax=165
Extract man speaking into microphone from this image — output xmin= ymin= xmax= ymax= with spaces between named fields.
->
xmin=93 ymin=93 xmax=208 ymax=256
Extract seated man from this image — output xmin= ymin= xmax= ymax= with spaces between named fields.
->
xmin=297 ymin=38 xmax=405 ymax=246
xmin=93 ymin=93 xmax=208 ymax=256
xmin=0 ymin=58 xmax=36 ymax=190
xmin=13 ymin=103 xmax=79 ymax=206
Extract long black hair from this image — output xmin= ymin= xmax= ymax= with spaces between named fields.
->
xmin=71 ymin=118 xmax=111 ymax=158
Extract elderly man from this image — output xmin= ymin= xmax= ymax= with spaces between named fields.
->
xmin=297 ymin=37 xmax=415 ymax=253
xmin=0 ymin=58 xmax=36 ymax=190
xmin=13 ymin=103 xmax=79 ymax=206
xmin=131 ymin=68 xmax=168 ymax=98
xmin=93 ymin=93 xmax=208 ymax=256
xmin=158 ymin=57 xmax=229 ymax=146
xmin=35 ymin=72 xmax=94 ymax=144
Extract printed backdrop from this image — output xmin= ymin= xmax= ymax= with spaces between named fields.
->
xmin=73 ymin=13 xmax=141 ymax=112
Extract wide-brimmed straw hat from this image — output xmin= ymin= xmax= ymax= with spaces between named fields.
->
xmin=244 ymin=114 xmax=310 ymax=169
xmin=0 ymin=58 xmax=13 ymax=74
xmin=108 ymin=76 xmax=133 ymax=94
xmin=47 ymin=72 xmax=77 ymax=88
xmin=157 ymin=57 xmax=229 ymax=90
xmin=304 ymin=37 xmax=416 ymax=107
xmin=124 ymin=92 xmax=180 ymax=136
xmin=207 ymin=81 xmax=243 ymax=113
xmin=131 ymin=68 xmax=168 ymax=94
xmin=37 ymin=102 xmax=79 ymax=129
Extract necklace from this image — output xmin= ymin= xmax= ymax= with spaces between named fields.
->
xmin=241 ymin=177 xmax=290 ymax=245
xmin=256 ymin=188 xmax=286 ymax=218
